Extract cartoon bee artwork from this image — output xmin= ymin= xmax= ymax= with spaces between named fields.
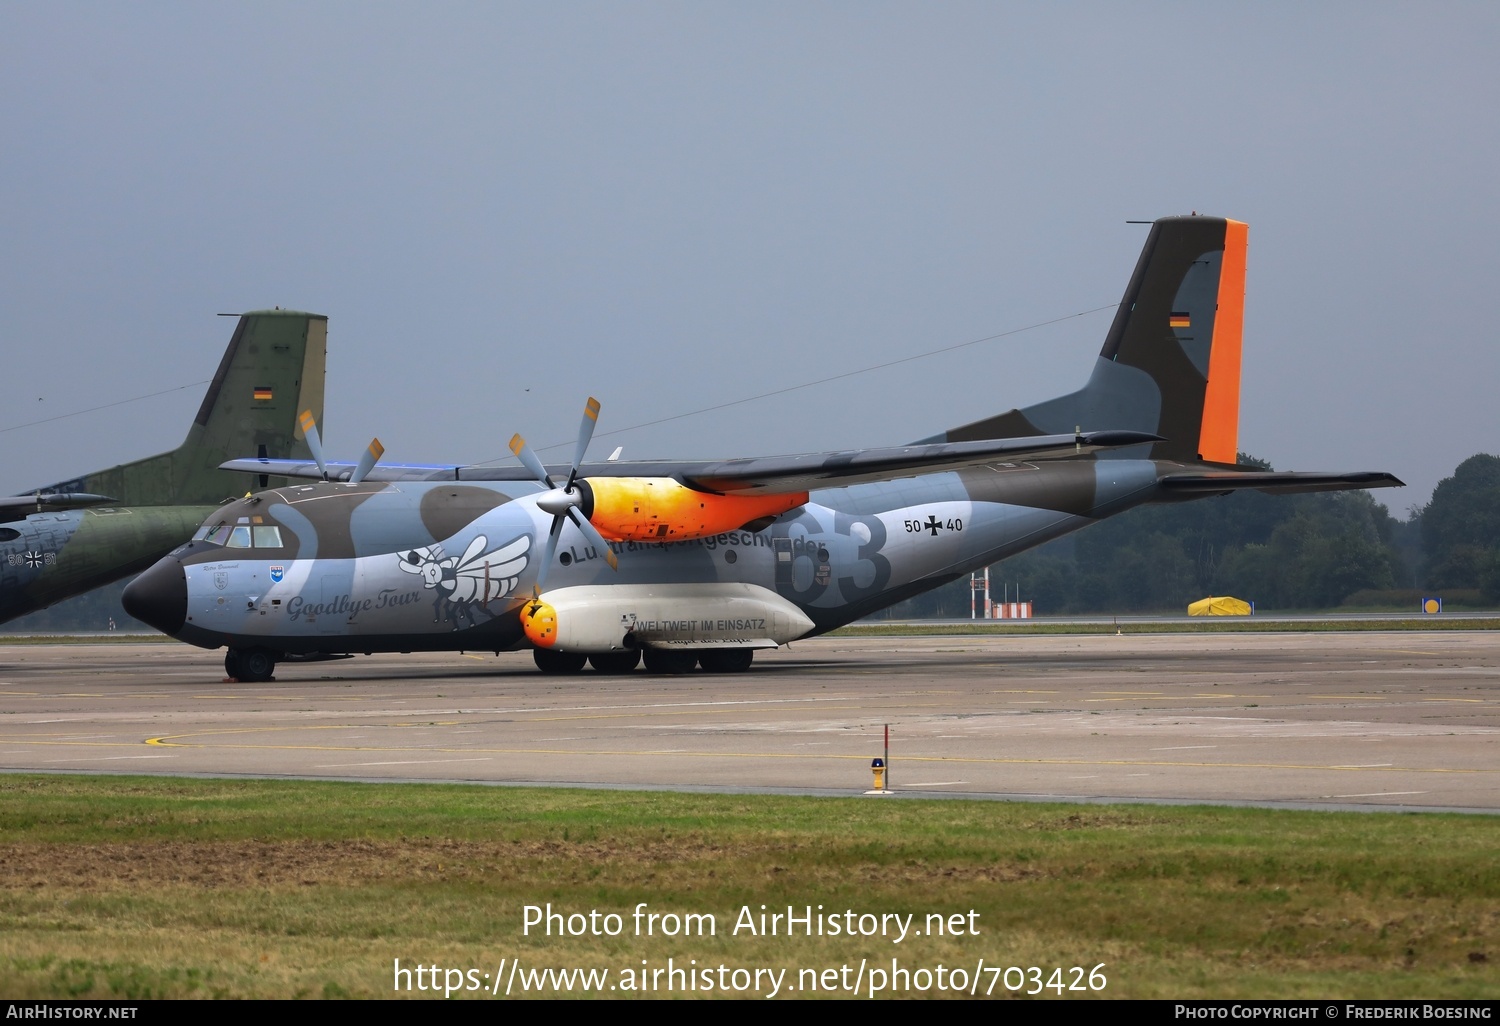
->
xmin=397 ymin=534 xmax=530 ymax=629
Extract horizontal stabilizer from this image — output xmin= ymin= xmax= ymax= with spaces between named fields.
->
xmin=1158 ymin=470 xmax=1404 ymax=496
xmin=221 ymin=430 xmax=1163 ymax=494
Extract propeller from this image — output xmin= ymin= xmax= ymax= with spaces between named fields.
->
xmin=298 ymin=409 xmax=385 ymax=484
xmin=510 ymin=396 xmax=619 ymax=597
xmin=298 ymin=410 xmax=327 ymax=477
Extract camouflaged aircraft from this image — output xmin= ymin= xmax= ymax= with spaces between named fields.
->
xmin=0 ymin=310 xmax=325 ymax=625
xmin=123 ymin=216 xmax=1401 ymax=681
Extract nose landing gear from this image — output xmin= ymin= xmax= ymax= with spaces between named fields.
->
xmin=225 ymin=647 xmax=278 ymax=682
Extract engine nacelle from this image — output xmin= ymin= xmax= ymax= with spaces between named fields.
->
xmin=520 ymin=583 xmax=815 ymax=653
xmin=582 ymin=478 xmax=807 ymax=543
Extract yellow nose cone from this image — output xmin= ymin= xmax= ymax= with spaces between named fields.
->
xmin=521 ymin=600 xmax=558 ymax=648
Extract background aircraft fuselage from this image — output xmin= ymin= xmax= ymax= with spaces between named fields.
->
xmin=0 ymin=505 xmax=214 ymax=624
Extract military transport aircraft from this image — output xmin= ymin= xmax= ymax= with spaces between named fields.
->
xmin=123 ymin=217 xmax=1401 ymax=681
xmin=0 ymin=310 xmax=325 ymax=625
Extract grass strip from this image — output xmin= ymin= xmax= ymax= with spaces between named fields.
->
xmin=0 ymin=775 xmax=1494 ymax=999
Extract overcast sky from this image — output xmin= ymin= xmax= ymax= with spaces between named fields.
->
xmin=3 ymin=3 xmax=1496 ymax=517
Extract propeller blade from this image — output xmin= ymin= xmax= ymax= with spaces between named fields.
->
xmin=568 ymin=507 xmax=619 ymax=570
xmin=350 ymin=438 xmax=385 ymax=484
xmin=509 ymin=433 xmax=555 ymax=489
xmin=567 ymin=397 xmax=601 ymax=489
xmin=535 ymin=513 xmax=567 ymax=594
xmin=298 ymin=410 xmax=329 ymax=479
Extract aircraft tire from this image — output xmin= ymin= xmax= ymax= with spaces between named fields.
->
xmin=223 ymin=649 xmax=241 ymax=679
xmin=236 ymin=647 xmax=277 ymax=683
xmin=642 ymin=648 xmax=697 ymax=675
xmin=533 ymin=648 xmax=587 ymax=675
xmin=699 ymin=648 xmax=754 ymax=673
xmin=589 ymin=650 xmax=641 ymax=674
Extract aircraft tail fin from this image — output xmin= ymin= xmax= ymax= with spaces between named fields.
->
xmin=935 ymin=215 xmax=1248 ymax=465
xmin=37 ymin=311 xmax=326 ymax=506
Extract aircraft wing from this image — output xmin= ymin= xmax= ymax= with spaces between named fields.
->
xmin=220 ymin=430 xmax=1162 ymax=492
xmin=1158 ymin=470 xmax=1405 ymax=495
xmin=670 ymin=431 xmax=1161 ymax=494
xmin=0 ymin=493 xmax=118 ymax=524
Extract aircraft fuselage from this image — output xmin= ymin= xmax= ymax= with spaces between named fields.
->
xmin=119 ymin=216 xmax=1404 ymax=678
xmin=125 ymin=457 xmax=1162 ymax=656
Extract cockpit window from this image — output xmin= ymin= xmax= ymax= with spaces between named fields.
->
xmin=194 ymin=520 xmax=288 ymax=549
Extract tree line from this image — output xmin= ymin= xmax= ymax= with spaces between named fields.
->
xmin=887 ymin=452 xmax=1500 ymax=617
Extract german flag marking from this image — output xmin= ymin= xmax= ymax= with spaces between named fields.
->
xmin=253 ymin=387 xmax=273 ymax=401
xmin=1169 ymin=312 xmax=1191 ymax=329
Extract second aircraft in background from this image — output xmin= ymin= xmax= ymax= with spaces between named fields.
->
xmin=0 ymin=311 xmax=324 ymax=625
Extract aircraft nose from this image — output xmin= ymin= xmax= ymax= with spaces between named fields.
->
xmin=123 ymin=558 xmax=187 ymax=636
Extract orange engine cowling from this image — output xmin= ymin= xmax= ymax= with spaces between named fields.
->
xmin=583 ymin=478 xmax=806 ymax=543
xmin=521 ymin=599 xmax=558 ymax=648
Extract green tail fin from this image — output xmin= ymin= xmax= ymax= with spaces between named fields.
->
xmin=44 ymin=310 xmax=326 ymax=505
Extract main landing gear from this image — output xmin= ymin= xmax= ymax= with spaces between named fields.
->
xmin=532 ymin=649 xmax=587 ymax=675
xmin=225 ymin=646 xmax=277 ymax=683
xmin=642 ymin=647 xmax=697 ymax=675
xmin=531 ymin=647 xmax=755 ymax=675
xmin=589 ymin=650 xmax=642 ymax=675
xmin=698 ymin=648 xmax=754 ymax=674
xmin=531 ymin=648 xmax=645 ymax=675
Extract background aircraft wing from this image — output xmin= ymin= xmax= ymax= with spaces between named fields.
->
xmin=0 ymin=493 xmax=118 ymax=524
xmin=215 ymin=457 xmax=468 ymax=482
xmin=221 ymin=430 xmax=1160 ymax=493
